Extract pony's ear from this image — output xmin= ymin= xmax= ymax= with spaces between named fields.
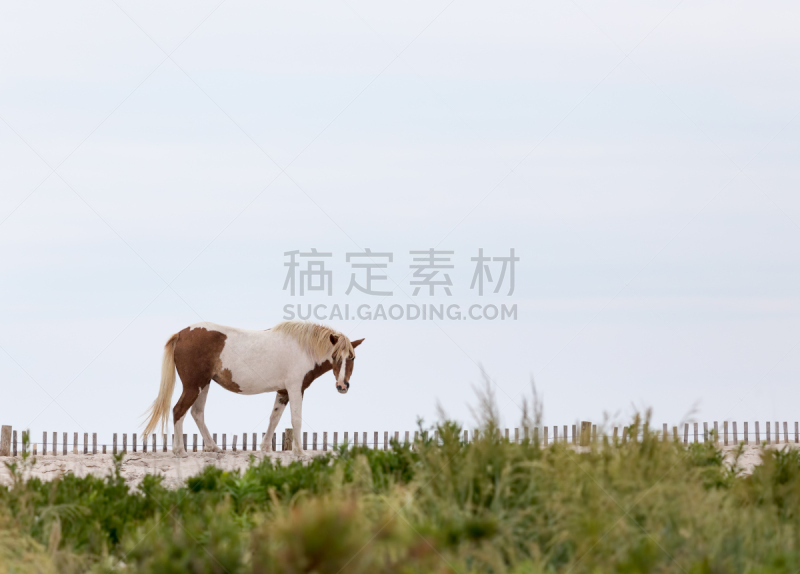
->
xmin=351 ymin=338 xmax=365 ymax=348
xmin=329 ymin=334 xmax=339 ymax=346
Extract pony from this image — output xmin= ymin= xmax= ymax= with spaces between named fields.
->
xmin=142 ymin=321 xmax=364 ymax=457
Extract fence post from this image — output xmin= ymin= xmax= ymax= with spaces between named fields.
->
xmin=755 ymin=422 xmax=760 ymax=445
xmin=622 ymin=427 xmax=628 ymax=444
xmin=323 ymin=432 xmax=328 ymax=451
xmin=92 ymin=433 xmax=97 ymax=455
xmin=312 ymin=432 xmax=317 ymax=451
xmin=562 ymin=426 xmax=567 ymax=443
xmin=334 ymin=432 xmax=338 ymax=448
xmin=222 ymin=434 xmax=226 ymax=451
xmin=123 ymin=434 xmax=128 ymax=453
xmin=722 ymin=422 xmax=727 ymax=446
xmin=612 ymin=426 xmax=618 ymax=443
xmin=672 ymin=426 xmax=678 ymax=442
xmin=693 ymin=423 xmax=698 ymax=443
xmin=12 ymin=429 xmax=18 ymax=456
xmin=304 ymin=432 xmax=308 ymax=450
xmin=132 ymin=433 xmax=137 ymax=453
xmin=0 ymin=426 xmax=10 ymax=456
xmin=544 ymin=426 xmax=549 ymax=446
xmin=533 ymin=427 xmax=539 ymax=446
xmin=784 ymin=422 xmax=788 ymax=444
xmin=592 ymin=424 xmax=597 ymax=444
xmin=713 ymin=422 xmax=718 ymax=445
xmin=553 ymin=426 xmax=558 ymax=443
xmin=404 ymin=431 xmax=409 ymax=445
xmin=796 ymin=422 xmax=799 ymax=444
xmin=82 ymin=432 xmax=87 ymax=455
xmin=72 ymin=432 xmax=77 ymax=454
xmin=744 ymin=422 xmax=749 ymax=445
xmin=52 ymin=432 xmax=57 ymax=456
xmin=272 ymin=433 xmax=276 ymax=451
xmin=703 ymin=423 xmax=708 ymax=443
xmin=580 ymin=422 xmax=591 ymax=447
xmin=662 ymin=423 xmax=668 ymax=442
xmin=766 ymin=422 xmax=771 ymax=445
xmin=733 ymin=422 xmax=738 ymax=445
xmin=61 ymin=432 xmax=66 ymax=455
xmin=232 ymin=435 xmax=238 ymax=452
xmin=162 ymin=434 xmax=167 ymax=452
xmin=384 ymin=431 xmax=388 ymax=450
xmin=683 ymin=424 xmax=688 ymax=444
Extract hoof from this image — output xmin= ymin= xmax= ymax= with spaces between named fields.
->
xmin=174 ymin=450 xmax=189 ymax=458
xmin=203 ymin=445 xmax=222 ymax=453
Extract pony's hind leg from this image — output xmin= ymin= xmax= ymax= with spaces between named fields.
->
xmin=261 ymin=391 xmax=289 ymax=452
xmin=191 ymin=383 xmax=219 ymax=452
xmin=172 ymin=385 xmax=200 ymax=457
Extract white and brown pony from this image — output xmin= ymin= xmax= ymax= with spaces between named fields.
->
xmin=142 ymin=321 xmax=363 ymax=457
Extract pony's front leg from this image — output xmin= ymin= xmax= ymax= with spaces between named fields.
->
xmin=261 ymin=391 xmax=288 ymax=452
xmin=288 ymin=388 xmax=305 ymax=456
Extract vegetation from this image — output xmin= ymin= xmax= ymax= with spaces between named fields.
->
xmin=3 ymin=413 xmax=800 ymax=573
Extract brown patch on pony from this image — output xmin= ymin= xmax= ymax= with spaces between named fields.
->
xmin=212 ymin=366 xmax=242 ymax=393
xmin=277 ymin=390 xmax=289 ymax=405
xmin=301 ymin=360 xmax=332 ymax=396
xmin=172 ymin=327 xmax=241 ymax=423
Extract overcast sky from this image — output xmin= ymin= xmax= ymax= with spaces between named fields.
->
xmin=1 ymin=1 xmax=799 ymax=446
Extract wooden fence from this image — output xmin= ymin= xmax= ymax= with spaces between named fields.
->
xmin=1 ymin=421 xmax=799 ymax=456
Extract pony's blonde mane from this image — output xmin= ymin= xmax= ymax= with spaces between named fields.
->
xmin=273 ymin=321 xmax=353 ymax=363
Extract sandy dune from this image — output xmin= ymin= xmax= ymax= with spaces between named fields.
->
xmin=0 ymin=443 xmax=795 ymax=489
xmin=0 ymin=450 xmax=322 ymax=489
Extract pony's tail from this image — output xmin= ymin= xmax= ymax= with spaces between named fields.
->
xmin=142 ymin=333 xmax=180 ymax=437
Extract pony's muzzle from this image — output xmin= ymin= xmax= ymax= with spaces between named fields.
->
xmin=336 ymin=381 xmax=350 ymax=394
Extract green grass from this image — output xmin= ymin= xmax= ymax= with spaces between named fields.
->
xmin=3 ymin=415 xmax=800 ymax=573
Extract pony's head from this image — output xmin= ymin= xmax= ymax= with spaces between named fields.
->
xmin=329 ymin=334 xmax=364 ymax=394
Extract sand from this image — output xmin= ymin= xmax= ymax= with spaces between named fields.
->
xmin=0 ymin=450 xmax=326 ymax=489
xmin=0 ymin=443 xmax=795 ymax=489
